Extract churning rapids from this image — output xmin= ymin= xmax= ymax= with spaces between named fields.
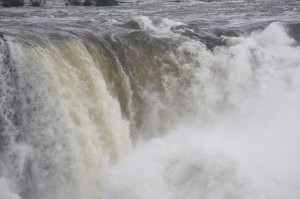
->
xmin=1 ymin=0 xmax=300 ymax=199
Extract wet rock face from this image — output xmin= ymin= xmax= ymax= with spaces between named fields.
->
xmin=65 ymin=0 xmax=81 ymax=6
xmin=289 ymin=23 xmax=300 ymax=43
xmin=2 ymin=0 xmax=24 ymax=7
xmin=30 ymin=0 xmax=44 ymax=6
xmin=83 ymin=0 xmax=92 ymax=6
xmin=65 ymin=0 xmax=117 ymax=6
xmin=0 ymin=0 xmax=118 ymax=6
xmin=95 ymin=0 xmax=118 ymax=6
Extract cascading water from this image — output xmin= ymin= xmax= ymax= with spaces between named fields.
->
xmin=101 ymin=21 xmax=300 ymax=199
xmin=0 ymin=1 xmax=300 ymax=199
xmin=1 ymin=37 xmax=132 ymax=199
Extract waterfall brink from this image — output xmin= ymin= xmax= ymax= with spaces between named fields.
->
xmin=0 ymin=37 xmax=131 ymax=199
xmin=0 ymin=34 xmax=20 ymax=151
xmin=100 ymin=22 xmax=300 ymax=199
xmin=0 ymin=19 xmax=300 ymax=199
xmin=0 ymin=35 xmax=23 ymax=199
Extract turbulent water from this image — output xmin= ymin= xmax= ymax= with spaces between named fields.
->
xmin=0 ymin=0 xmax=300 ymax=199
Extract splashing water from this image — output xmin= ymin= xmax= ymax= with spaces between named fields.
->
xmin=101 ymin=22 xmax=300 ymax=199
xmin=0 ymin=5 xmax=300 ymax=198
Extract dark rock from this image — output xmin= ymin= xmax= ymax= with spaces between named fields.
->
xmin=30 ymin=0 xmax=42 ymax=6
xmin=66 ymin=0 xmax=81 ymax=6
xmin=289 ymin=23 xmax=300 ymax=43
xmin=95 ymin=0 xmax=118 ymax=6
xmin=2 ymin=0 xmax=24 ymax=7
xmin=83 ymin=0 xmax=92 ymax=6
xmin=123 ymin=20 xmax=142 ymax=30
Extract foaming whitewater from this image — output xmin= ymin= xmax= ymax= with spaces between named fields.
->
xmin=1 ymin=3 xmax=300 ymax=198
xmin=0 ymin=39 xmax=131 ymax=199
xmin=101 ymin=22 xmax=300 ymax=199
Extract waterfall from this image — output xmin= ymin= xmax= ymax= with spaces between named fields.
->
xmin=0 ymin=18 xmax=300 ymax=199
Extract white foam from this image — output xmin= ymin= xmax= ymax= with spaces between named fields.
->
xmin=101 ymin=22 xmax=300 ymax=199
xmin=0 ymin=178 xmax=21 ymax=199
xmin=1 ymin=21 xmax=300 ymax=199
xmin=132 ymin=16 xmax=185 ymax=37
xmin=101 ymin=116 xmax=300 ymax=199
xmin=2 ymin=40 xmax=132 ymax=199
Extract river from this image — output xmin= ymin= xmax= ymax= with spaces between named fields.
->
xmin=1 ymin=1 xmax=300 ymax=199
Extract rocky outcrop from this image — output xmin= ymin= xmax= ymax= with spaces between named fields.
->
xmin=65 ymin=0 xmax=118 ymax=6
xmin=95 ymin=0 xmax=118 ymax=6
xmin=2 ymin=0 xmax=24 ymax=7
xmin=30 ymin=0 xmax=45 ymax=6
